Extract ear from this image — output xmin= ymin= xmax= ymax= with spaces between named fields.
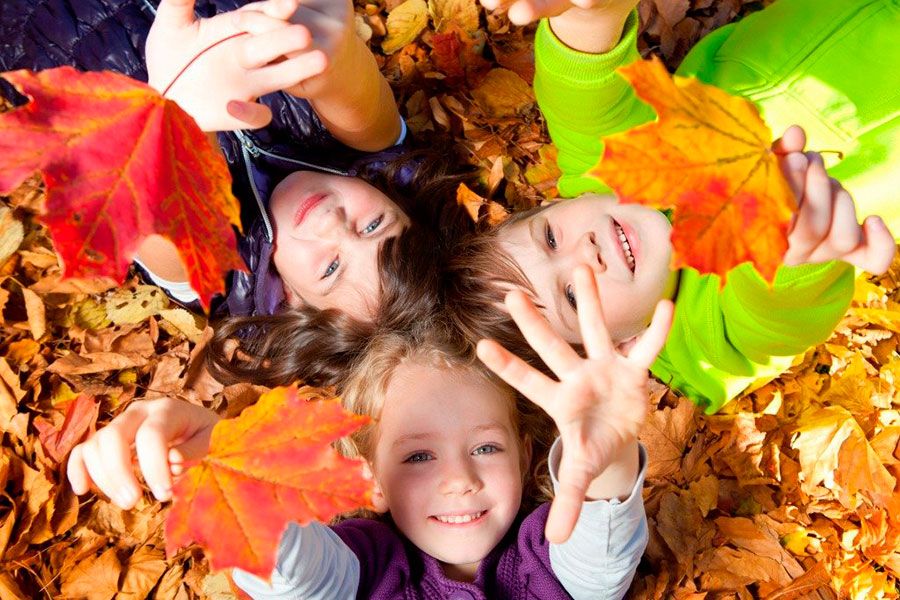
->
xmin=363 ymin=462 xmax=390 ymax=514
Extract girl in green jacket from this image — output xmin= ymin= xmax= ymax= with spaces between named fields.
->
xmin=457 ymin=0 xmax=898 ymax=413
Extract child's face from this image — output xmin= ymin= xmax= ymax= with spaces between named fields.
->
xmin=496 ymin=193 xmax=677 ymax=344
xmin=268 ymin=172 xmax=410 ymax=320
xmin=370 ymin=362 xmax=525 ymax=581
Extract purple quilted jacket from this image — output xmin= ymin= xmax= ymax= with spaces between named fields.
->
xmin=0 ymin=0 xmax=411 ymax=316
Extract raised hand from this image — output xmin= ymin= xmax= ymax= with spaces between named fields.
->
xmin=67 ymin=398 xmax=220 ymax=509
xmin=479 ymin=0 xmax=637 ymax=31
xmin=477 ymin=264 xmax=673 ymax=543
xmin=775 ymin=127 xmax=895 ymax=275
xmin=146 ymin=0 xmax=326 ymax=131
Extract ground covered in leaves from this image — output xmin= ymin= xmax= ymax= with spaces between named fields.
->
xmin=1 ymin=0 xmax=899 ymax=598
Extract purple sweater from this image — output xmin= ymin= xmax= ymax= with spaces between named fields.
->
xmin=333 ymin=504 xmax=568 ymax=600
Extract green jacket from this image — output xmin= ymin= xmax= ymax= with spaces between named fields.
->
xmin=532 ymin=0 xmax=900 ymax=411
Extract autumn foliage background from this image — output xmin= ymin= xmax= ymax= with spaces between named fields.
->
xmin=1 ymin=0 xmax=899 ymax=598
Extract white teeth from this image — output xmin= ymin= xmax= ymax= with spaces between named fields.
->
xmin=614 ymin=223 xmax=636 ymax=272
xmin=434 ymin=511 xmax=485 ymax=524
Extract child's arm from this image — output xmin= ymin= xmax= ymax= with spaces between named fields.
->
xmin=478 ymin=265 xmax=673 ymax=541
xmin=66 ymin=398 xmax=220 ymax=508
xmin=478 ymin=267 xmax=671 ymax=597
xmin=653 ymin=133 xmax=896 ymax=413
xmin=146 ymin=0 xmax=401 ymax=150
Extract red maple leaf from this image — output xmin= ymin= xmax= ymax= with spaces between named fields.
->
xmin=34 ymin=394 xmax=99 ymax=464
xmin=0 ymin=67 xmax=245 ymax=309
xmin=592 ymin=57 xmax=796 ymax=283
xmin=165 ymin=385 xmax=372 ymax=579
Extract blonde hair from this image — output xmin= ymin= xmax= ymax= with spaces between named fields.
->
xmin=337 ymin=325 xmax=555 ymax=513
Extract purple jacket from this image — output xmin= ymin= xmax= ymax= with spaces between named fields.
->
xmin=0 ymin=0 xmax=410 ymax=316
xmin=333 ymin=505 xmax=571 ymax=600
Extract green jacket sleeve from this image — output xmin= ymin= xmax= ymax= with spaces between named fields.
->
xmin=651 ymin=261 xmax=854 ymax=414
xmin=533 ymin=11 xmax=654 ymax=198
xmin=676 ymin=0 xmax=900 ymax=234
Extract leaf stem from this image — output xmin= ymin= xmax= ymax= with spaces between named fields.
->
xmin=161 ymin=32 xmax=250 ymax=97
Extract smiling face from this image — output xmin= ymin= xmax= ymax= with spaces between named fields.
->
xmin=497 ymin=193 xmax=678 ymax=345
xmin=268 ymin=171 xmax=410 ymax=320
xmin=370 ymin=362 xmax=525 ymax=582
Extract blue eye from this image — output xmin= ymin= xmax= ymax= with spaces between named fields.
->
xmin=545 ymin=223 xmax=557 ymax=250
xmin=361 ymin=215 xmax=384 ymax=235
xmin=322 ymin=258 xmax=339 ymax=279
xmin=565 ymin=285 xmax=577 ymax=310
xmin=473 ymin=444 xmax=500 ymax=456
xmin=404 ymin=452 xmax=433 ymax=463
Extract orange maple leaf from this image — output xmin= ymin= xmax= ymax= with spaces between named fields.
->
xmin=0 ymin=67 xmax=245 ymax=309
xmin=34 ymin=394 xmax=99 ymax=464
xmin=592 ymin=57 xmax=796 ymax=283
xmin=165 ymin=385 xmax=372 ymax=579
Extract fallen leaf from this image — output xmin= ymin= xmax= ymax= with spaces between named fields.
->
xmin=34 ymin=394 xmax=99 ymax=464
xmin=382 ymin=0 xmax=429 ymax=54
xmin=592 ymin=57 xmax=795 ymax=283
xmin=165 ymin=385 xmax=372 ymax=579
xmin=428 ymin=0 xmax=480 ymax=33
xmin=471 ymin=68 xmax=533 ymax=118
xmin=118 ymin=545 xmax=168 ymax=600
xmin=59 ymin=546 xmax=121 ymax=600
xmin=105 ymin=285 xmax=169 ymax=325
xmin=0 ymin=205 xmax=24 ymax=264
xmin=21 ymin=287 xmax=45 ymax=340
xmin=48 ymin=351 xmax=148 ymax=376
xmin=0 ymin=68 xmax=244 ymax=309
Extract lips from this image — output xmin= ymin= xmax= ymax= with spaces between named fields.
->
xmin=611 ymin=218 xmax=636 ymax=274
xmin=431 ymin=510 xmax=487 ymax=525
xmin=293 ymin=192 xmax=328 ymax=227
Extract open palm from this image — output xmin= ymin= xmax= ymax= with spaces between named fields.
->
xmin=477 ymin=264 xmax=673 ymax=543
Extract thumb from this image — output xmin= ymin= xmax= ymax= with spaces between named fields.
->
xmin=154 ymin=0 xmax=198 ymax=30
xmin=227 ymin=100 xmax=274 ymax=130
xmin=546 ymin=454 xmax=594 ymax=543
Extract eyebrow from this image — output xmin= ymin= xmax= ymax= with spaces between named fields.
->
xmin=390 ymin=422 xmax=511 ymax=449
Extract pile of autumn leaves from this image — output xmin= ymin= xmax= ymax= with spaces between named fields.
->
xmin=1 ymin=0 xmax=899 ymax=599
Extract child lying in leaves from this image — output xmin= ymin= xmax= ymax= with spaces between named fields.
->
xmin=447 ymin=0 xmax=898 ymax=413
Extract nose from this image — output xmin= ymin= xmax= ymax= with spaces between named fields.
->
xmin=312 ymin=206 xmax=350 ymax=239
xmin=578 ymin=231 xmax=605 ymax=272
xmin=438 ymin=458 xmax=482 ymax=496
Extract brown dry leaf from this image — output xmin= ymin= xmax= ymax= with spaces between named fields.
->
xmin=21 ymin=287 xmax=45 ymax=340
xmin=470 ymin=68 xmax=533 ymax=118
xmin=428 ymin=0 xmax=479 ymax=33
xmin=118 ymin=545 xmax=168 ymax=600
xmin=0 ymin=205 xmax=24 ymax=264
xmin=640 ymin=396 xmax=697 ymax=480
xmin=382 ymin=0 xmax=429 ymax=54
xmin=159 ymin=307 xmax=206 ymax=343
xmin=48 ymin=351 xmax=149 ymax=376
xmin=60 ymin=546 xmax=122 ymax=600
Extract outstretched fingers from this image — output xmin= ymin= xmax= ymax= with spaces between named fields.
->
xmin=625 ymin=299 xmax=673 ymax=368
xmin=477 ymin=339 xmax=556 ymax=413
xmin=504 ymin=289 xmax=582 ymax=377
xmin=573 ymin=265 xmax=614 ymax=360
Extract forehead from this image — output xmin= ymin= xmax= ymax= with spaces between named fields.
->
xmin=380 ymin=362 xmax=514 ymax=430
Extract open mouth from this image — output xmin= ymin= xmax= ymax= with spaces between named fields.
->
xmin=431 ymin=510 xmax=487 ymax=525
xmin=612 ymin=218 xmax=636 ymax=274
